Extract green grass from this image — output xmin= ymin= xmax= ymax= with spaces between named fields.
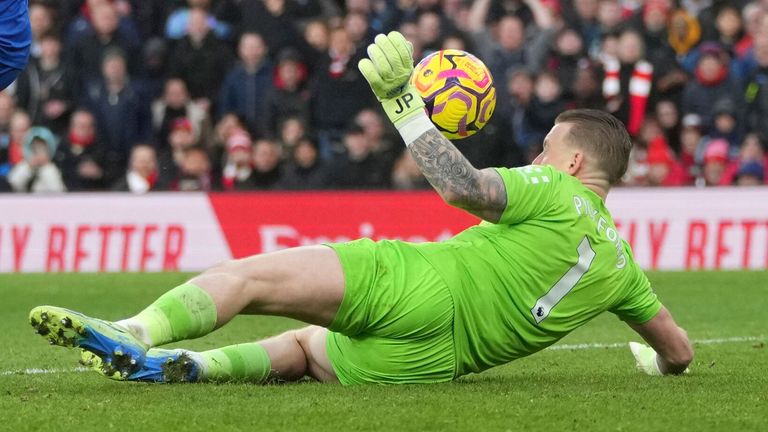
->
xmin=1 ymin=272 xmax=766 ymax=431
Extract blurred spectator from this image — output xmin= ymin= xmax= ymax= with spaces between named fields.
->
xmin=301 ymin=19 xmax=330 ymax=70
xmin=744 ymin=37 xmax=768 ymax=141
xmin=547 ymin=28 xmax=587 ymax=101
xmin=212 ymin=112 xmax=246 ymax=150
xmin=681 ymin=43 xmax=740 ymax=130
xmin=67 ymin=2 xmax=140 ymax=85
xmin=28 ymin=3 xmax=55 ymax=59
xmin=415 ymin=11 xmax=443 ymax=56
xmin=168 ymin=8 xmax=233 ymax=110
xmin=624 ymin=141 xmax=648 ymax=185
xmin=264 ymin=48 xmax=310 ymax=136
xmin=678 ymin=113 xmax=703 ymax=182
xmin=355 ymin=108 xmax=398 ymax=163
xmin=638 ymin=2 xmax=689 ymax=101
xmin=696 ymin=1 xmax=728 ymax=42
xmin=160 ymin=117 xmax=198 ymax=184
xmin=637 ymin=1 xmax=676 ymax=68
xmin=15 ymin=33 xmax=76 ymax=134
xmin=54 ymin=109 xmax=119 ymax=191
xmin=5 ymin=111 xmax=32 ymax=175
xmin=700 ymin=138 xmax=731 ymax=186
xmin=655 ymin=99 xmax=681 ymax=153
xmin=172 ymin=146 xmax=211 ymax=191
xmin=567 ymin=0 xmax=601 ymax=52
xmin=454 ymin=113 xmax=509 ymax=169
xmin=441 ymin=33 xmax=471 ymax=52
xmin=720 ymin=133 xmax=768 ymax=185
xmin=278 ymin=136 xmax=327 ymax=189
xmin=392 ymin=151 xmax=430 ymax=190
xmin=601 ymin=29 xmax=654 ymax=136
xmin=703 ymin=99 xmax=743 ymax=150
xmin=733 ymin=161 xmax=765 ymax=186
xmin=594 ymin=0 xmax=624 ymax=48
xmin=65 ymin=0 xmax=141 ymax=47
xmin=221 ymin=129 xmax=254 ymax=191
xmin=219 ymin=33 xmax=274 ymax=136
xmin=249 ymin=138 xmax=283 ymax=189
xmin=165 ymin=0 xmax=233 ymax=40
xmin=713 ymin=5 xmax=743 ymax=55
xmin=570 ymin=63 xmax=602 ymax=109
xmin=598 ymin=28 xmax=620 ymax=59
xmin=112 ymin=144 xmax=162 ymax=193
xmin=667 ymin=9 xmax=701 ymax=58
xmin=346 ymin=11 xmax=373 ymax=50
xmin=324 ymin=124 xmax=391 ymax=189
xmin=527 ymin=71 xmax=567 ymax=146
xmin=152 ymin=78 xmax=210 ymax=152
xmin=398 ymin=22 xmax=422 ymax=60
xmin=735 ymin=3 xmax=764 ymax=58
xmin=210 ymin=112 xmax=247 ymax=177
xmin=469 ymin=0 xmax=555 ymax=81
xmin=128 ymin=1 xmax=176 ymax=42
xmin=500 ymin=69 xmax=537 ymax=160
xmin=240 ymin=0 xmax=315 ymax=58
xmin=276 ymin=116 xmax=307 ymax=151
xmin=645 ymin=137 xmax=688 ymax=186
xmin=8 ymin=126 xmax=66 ymax=193
xmin=83 ymin=48 xmax=149 ymax=166
xmin=309 ymin=27 xmax=375 ymax=159
xmin=139 ymin=38 xmax=170 ymax=102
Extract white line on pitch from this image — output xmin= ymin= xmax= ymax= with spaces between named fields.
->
xmin=549 ymin=336 xmax=763 ymax=351
xmin=0 ymin=367 xmax=88 ymax=376
xmin=1 ymin=336 xmax=764 ymax=377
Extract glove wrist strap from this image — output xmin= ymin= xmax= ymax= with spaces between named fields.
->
xmin=395 ymin=111 xmax=434 ymax=147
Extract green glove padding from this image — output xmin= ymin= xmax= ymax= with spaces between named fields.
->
xmin=359 ymin=32 xmax=425 ymax=127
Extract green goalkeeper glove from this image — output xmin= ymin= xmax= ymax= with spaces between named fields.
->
xmin=629 ymin=342 xmax=663 ymax=376
xmin=358 ymin=31 xmax=425 ymax=128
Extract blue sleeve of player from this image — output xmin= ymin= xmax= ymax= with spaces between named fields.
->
xmin=0 ymin=0 xmax=32 ymax=90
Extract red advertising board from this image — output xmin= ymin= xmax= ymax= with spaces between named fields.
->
xmin=209 ymin=191 xmax=477 ymax=257
xmin=1 ymin=188 xmax=766 ymax=272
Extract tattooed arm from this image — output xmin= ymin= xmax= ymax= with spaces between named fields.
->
xmin=408 ymin=128 xmax=508 ymax=223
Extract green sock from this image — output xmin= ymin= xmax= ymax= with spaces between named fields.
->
xmin=118 ymin=283 xmax=217 ymax=347
xmin=196 ymin=343 xmax=272 ymax=383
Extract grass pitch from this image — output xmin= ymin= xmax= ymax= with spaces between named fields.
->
xmin=0 ymin=272 xmax=766 ymax=431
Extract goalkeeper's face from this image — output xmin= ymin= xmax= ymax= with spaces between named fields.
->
xmin=532 ymin=122 xmax=584 ymax=177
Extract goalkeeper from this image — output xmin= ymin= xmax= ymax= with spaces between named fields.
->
xmin=30 ymin=32 xmax=692 ymax=384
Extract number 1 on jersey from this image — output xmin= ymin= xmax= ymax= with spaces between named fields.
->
xmin=531 ymin=236 xmax=596 ymax=324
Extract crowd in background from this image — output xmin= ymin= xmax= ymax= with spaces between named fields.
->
xmin=1 ymin=0 xmax=767 ymax=193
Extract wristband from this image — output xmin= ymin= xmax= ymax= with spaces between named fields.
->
xmin=396 ymin=111 xmax=434 ymax=147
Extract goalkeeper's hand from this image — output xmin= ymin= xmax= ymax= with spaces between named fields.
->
xmin=358 ymin=31 xmax=425 ymax=128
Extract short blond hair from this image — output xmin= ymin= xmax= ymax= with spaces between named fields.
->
xmin=555 ymin=109 xmax=632 ymax=185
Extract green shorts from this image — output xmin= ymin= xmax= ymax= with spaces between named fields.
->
xmin=324 ymin=238 xmax=456 ymax=385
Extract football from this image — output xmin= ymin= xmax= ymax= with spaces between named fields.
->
xmin=410 ymin=49 xmax=496 ymax=140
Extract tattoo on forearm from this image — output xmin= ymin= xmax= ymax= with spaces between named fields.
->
xmin=408 ymin=129 xmax=507 ymax=220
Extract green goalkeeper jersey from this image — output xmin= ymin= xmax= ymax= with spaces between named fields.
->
xmin=413 ymin=165 xmax=661 ymax=376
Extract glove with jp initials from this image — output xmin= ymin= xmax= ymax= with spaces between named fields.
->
xmin=358 ymin=31 xmax=425 ymax=128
